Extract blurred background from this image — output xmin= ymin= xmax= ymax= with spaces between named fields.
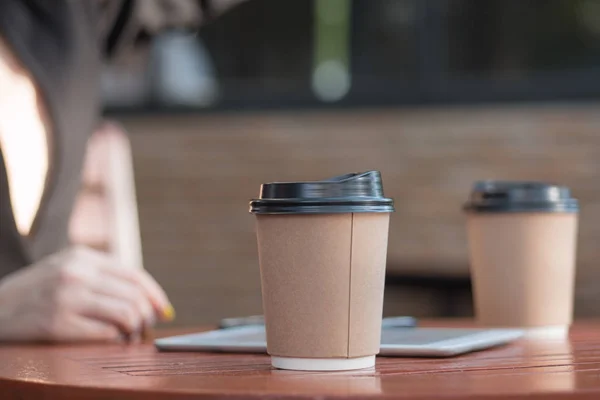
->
xmin=103 ymin=0 xmax=600 ymax=326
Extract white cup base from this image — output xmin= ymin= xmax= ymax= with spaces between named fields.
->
xmin=271 ymin=355 xmax=375 ymax=371
xmin=523 ymin=325 xmax=569 ymax=339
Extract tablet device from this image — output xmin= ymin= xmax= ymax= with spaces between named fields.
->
xmin=155 ymin=325 xmax=523 ymax=357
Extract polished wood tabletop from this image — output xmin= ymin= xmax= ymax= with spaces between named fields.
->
xmin=2 ymin=321 xmax=600 ymax=399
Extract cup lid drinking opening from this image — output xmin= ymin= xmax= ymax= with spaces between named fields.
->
xmin=249 ymin=171 xmax=395 ymax=214
xmin=463 ymin=181 xmax=579 ymax=213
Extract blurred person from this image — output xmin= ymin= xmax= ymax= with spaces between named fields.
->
xmin=0 ymin=0 xmax=242 ymax=342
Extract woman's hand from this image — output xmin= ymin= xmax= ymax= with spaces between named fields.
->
xmin=0 ymin=246 xmax=173 ymax=342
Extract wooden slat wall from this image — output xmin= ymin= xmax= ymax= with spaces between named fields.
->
xmin=121 ymin=105 xmax=600 ymax=325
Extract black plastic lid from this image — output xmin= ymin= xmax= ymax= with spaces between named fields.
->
xmin=464 ymin=181 xmax=579 ymax=213
xmin=249 ymin=171 xmax=395 ymax=215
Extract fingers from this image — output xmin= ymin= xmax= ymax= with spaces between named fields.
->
xmin=102 ymin=265 xmax=173 ymax=321
xmin=0 ymin=245 xmax=171 ymax=343
xmin=67 ymin=246 xmax=174 ymax=322
xmin=36 ymin=311 xmax=121 ymax=343
xmin=59 ymin=315 xmax=121 ymax=342
xmin=78 ymin=291 xmax=144 ymax=335
xmin=86 ymin=274 xmax=155 ymax=327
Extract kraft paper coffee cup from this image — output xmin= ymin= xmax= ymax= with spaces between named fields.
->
xmin=250 ymin=171 xmax=394 ymax=371
xmin=464 ymin=181 xmax=579 ymax=338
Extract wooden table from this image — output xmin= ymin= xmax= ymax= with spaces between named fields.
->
xmin=2 ymin=322 xmax=600 ymax=399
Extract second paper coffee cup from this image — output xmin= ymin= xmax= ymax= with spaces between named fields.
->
xmin=464 ymin=181 xmax=579 ymax=338
xmin=250 ymin=171 xmax=394 ymax=371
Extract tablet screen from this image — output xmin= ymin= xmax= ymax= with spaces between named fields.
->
xmin=155 ymin=326 xmax=523 ymax=357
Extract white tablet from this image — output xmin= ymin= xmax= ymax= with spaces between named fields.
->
xmin=155 ymin=326 xmax=523 ymax=357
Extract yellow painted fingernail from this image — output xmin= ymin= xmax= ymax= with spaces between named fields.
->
xmin=162 ymin=305 xmax=176 ymax=321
